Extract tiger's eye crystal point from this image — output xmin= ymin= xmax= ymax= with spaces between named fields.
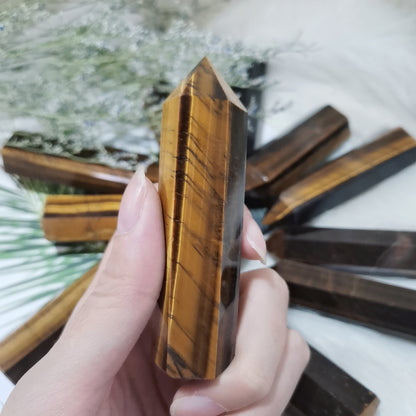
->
xmin=155 ymin=57 xmax=247 ymax=380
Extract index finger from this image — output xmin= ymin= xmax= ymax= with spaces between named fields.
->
xmin=171 ymin=268 xmax=289 ymax=414
xmin=241 ymin=205 xmax=267 ymax=263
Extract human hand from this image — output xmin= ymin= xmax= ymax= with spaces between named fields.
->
xmin=2 ymin=168 xmax=309 ymax=416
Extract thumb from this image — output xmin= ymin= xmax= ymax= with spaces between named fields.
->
xmin=56 ymin=167 xmax=165 ymax=378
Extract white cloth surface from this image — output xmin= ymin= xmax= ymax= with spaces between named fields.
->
xmin=0 ymin=372 xmax=14 ymax=412
xmin=206 ymin=1 xmax=416 ymax=414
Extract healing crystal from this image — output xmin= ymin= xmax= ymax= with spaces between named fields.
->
xmin=156 ymin=57 xmax=247 ymax=379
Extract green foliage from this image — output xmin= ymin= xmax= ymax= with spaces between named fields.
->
xmin=0 ymin=179 xmax=101 ymax=337
xmin=0 ymin=0 xmax=275 ymax=155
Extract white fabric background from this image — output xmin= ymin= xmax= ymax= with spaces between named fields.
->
xmin=205 ymin=1 xmax=416 ymax=414
xmin=0 ymin=372 xmax=13 ymax=411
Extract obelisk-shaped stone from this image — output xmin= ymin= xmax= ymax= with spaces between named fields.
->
xmin=156 ymin=57 xmax=247 ymax=379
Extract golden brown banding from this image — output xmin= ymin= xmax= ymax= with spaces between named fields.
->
xmin=156 ymin=57 xmax=247 ymax=379
xmin=245 ymin=105 xmax=349 ymax=198
xmin=0 ymin=264 xmax=98 ymax=373
xmin=263 ymin=128 xmax=416 ymax=225
xmin=42 ymin=194 xmax=122 ymax=242
xmin=2 ymin=146 xmax=158 ymax=193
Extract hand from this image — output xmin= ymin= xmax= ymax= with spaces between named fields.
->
xmin=2 ymin=169 xmax=309 ymax=416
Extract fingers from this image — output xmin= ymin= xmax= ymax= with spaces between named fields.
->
xmin=171 ymin=268 xmax=298 ymax=416
xmin=229 ymin=330 xmax=310 ymax=416
xmin=55 ymin=179 xmax=263 ymax=379
xmin=219 ymin=269 xmax=289 ymax=409
xmin=241 ymin=206 xmax=267 ymax=263
xmin=55 ymin=167 xmax=165 ymax=378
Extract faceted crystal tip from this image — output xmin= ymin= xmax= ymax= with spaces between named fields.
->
xmin=167 ymin=56 xmax=246 ymax=111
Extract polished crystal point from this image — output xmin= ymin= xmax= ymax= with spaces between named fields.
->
xmin=156 ymin=57 xmax=247 ymax=379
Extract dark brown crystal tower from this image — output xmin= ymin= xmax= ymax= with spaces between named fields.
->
xmin=156 ymin=57 xmax=247 ymax=379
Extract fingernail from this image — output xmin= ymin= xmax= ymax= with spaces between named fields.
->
xmin=117 ymin=166 xmax=147 ymax=233
xmin=246 ymin=219 xmax=267 ymax=264
xmin=170 ymin=396 xmax=226 ymax=416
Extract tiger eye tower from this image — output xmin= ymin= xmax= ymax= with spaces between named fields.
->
xmin=156 ymin=57 xmax=247 ymax=379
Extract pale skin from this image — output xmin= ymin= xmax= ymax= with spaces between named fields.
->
xmin=2 ymin=169 xmax=310 ymax=416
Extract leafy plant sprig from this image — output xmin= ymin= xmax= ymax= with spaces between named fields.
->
xmin=0 ymin=179 xmax=101 ymax=338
